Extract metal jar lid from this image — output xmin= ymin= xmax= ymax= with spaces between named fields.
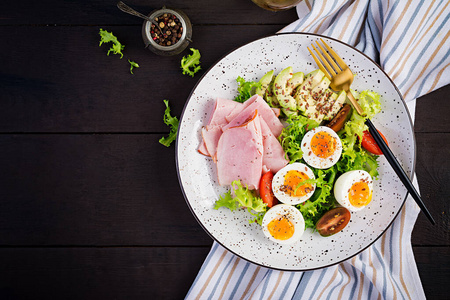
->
xmin=142 ymin=7 xmax=192 ymax=56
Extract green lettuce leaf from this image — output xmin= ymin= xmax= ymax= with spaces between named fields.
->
xmin=128 ymin=60 xmax=139 ymax=74
xmin=234 ymin=77 xmax=261 ymax=103
xmin=278 ymin=114 xmax=319 ymax=162
xmin=214 ymin=180 xmax=267 ymax=225
xmin=296 ymin=166 xmax=337 ymax=229
xmin=181 ymin=48 xmax=201 ymax=77
xmin=99 ymin=28 xmax=125 ymax=58
xmin=358 ymin=90 xmax=382 ymax=118
xmin=159 ymin=100 xmax=179 ymax=147
xmin=337 ymin=90 xmax=382 ymax=178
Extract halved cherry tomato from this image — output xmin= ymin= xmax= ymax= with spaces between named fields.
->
xmin=259 ymin=171 xmax=278 ymax=208
xmin=327 ymin=104 xmax=352 ymax=132
xmin=316 ymin=207 xmax=351 ymax=237
xmin=361 ymin=130 xmax=388 ymax=155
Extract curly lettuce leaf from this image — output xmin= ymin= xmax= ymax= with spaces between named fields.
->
xmin=358 ymin=90 xmax=382 ymax=118
xmin=234 ymin=77 xmax=261 ymax=103
xmin=278 ymin=114 xmax=319 ymax=162
xmin=337 ymin=150 xmax=380 ymax=178
xmin=342 ymin=90 xmax=382 ymax=144
xmin=181 ymin=48 xmax=201 ymax=77
xmin=296 ymin=166 xmax=337 ymax=229
xmin=337 ymin=90 xmax=382 ymax=177
xmin=99 ymin=28 xmax=125 ymax=58
xmin=159 ymin=100 xmax=179 ymax=147
xmin=214 ymin=180 xmax=267 ymax=225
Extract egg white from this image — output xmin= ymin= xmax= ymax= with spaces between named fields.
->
xmin=262 ymin=204 xmax=305 ymax=244
xmin=301 ymin=126 xmax=342 ymax=169
xmin=272 ymin=163 xmax=316 ymax=205
xmin=334 ymin=170 xmax=373 ymax=211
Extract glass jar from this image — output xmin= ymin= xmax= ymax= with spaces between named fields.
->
xmin=142 ymin=7 xmax=192 ymax=56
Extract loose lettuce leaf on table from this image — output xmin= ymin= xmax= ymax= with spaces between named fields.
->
xmin=128 ymin=60 xmax=140 ymax=74
xmin=181 ymin=48 xmax=202 ymax=77
xmin=99 ymin=28 xmax=125 ymax=58
xmin=159 ymin=100 xmax=179 ymax=147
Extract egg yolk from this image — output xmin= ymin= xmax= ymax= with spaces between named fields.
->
xmin=267 ymin=216 xmax=295 ymax=240
xmin=282 ymin=170 xmax=313 ymax=197
xmin=310 ymin=131 xmax=336 ymax=158
xmin=349 ymin=181 xmax=372 ymax=207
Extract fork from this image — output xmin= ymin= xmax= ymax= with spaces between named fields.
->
xmin=308 ymin=38 xmax=436 ymax=225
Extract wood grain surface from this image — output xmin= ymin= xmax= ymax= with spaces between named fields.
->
xmin=0 ymin=1 xmax=448 ymax=299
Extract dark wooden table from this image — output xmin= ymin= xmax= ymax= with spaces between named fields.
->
xmin=0 ymin=1 xmax=448 ymax=299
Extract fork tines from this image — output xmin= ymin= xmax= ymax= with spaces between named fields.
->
xmin=307 ymin=38 xmax=349 ymax=80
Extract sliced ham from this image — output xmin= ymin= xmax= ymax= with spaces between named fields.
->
xmin=225 ymin=94 xmax=259 ymax=122
xmin=222 ymin=95 xmax=284 ymax=137
xmin=198 ymin=98 xmax=240 ymax=157
xmin=201 ymin=125 xmax=222 ymax=161
xmin=216 ymin=110 xmax=263 ymax=190
xmin=271 ymin=107 xmax=280 ymax=117
xmin=226 ymin=96 xmax=280 ymax=121
xmin=260 ymin=118 xmax=289 ymax=173
xmin=197 ymin=140 xmax=210 ymax=156
xmin=208 ymin=98 xmax=242 ymax=126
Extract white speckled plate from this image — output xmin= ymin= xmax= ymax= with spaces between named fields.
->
xmin=176 ymin=33 xmax=415 ymax=271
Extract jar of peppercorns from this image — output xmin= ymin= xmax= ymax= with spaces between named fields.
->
xmin=142 ymin=7 xmax=192 ymax=56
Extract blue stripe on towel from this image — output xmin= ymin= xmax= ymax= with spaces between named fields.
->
xmin=259 ymin=269 xmax=273 ymax=300
xmin=384 ymin=0 xmax=400 ymax=27
xmin=414 ymin=48 xmax=450 ymax=98
xmin=291 ymin=271 xmax=313 ymax=299
xmin=229 ymin=262 xmax=250 ymax=299
xmin=348 ymin=264 xmax=359 ymax=299
xmin=279 ymin=272 xmax=296 ymax=299
xmin=383 ymin=0 xmax=426 ymax=67
xmin=397 ymin=12 xmax=449 ymax=90
xmin=373 ymin=246 xmax=388 ymax=299
xmin=388 ymin=223 xmax=406 ymax=299
xmin=325 ymin=267 xmax=345 ymax=300
xmin=369 ymin=1 xmax=382 ymax=50
xmin=349 ymin=4 xmax=368 ymax=43
xmin=377 ymin=0 xmax=384 ymax=25
xmin=208 ymin=254 xmax=235 ymax=300
xmin=308 ymin=268 xmax=328 ymax=300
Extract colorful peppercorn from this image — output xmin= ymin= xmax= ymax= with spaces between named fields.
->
xmin=150 ymin=13 xmax=183 ymax=47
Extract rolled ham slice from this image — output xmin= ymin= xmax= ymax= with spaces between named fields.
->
xmin=216 ymin=110 xmax=263 ymax=190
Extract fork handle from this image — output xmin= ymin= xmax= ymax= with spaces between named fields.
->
xmin=365 ymin=119 xmax=436 ymax=225
xmin=346 ymin=90 xmax=365 ymax=115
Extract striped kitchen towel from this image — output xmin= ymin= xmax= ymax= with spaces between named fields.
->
xmin=186 ymin=0 xmax=450 ymax=299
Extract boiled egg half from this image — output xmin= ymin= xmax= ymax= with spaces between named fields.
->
xmin=272 ymin=162 xmax=316 ymax=205
xmin=262 ymin=204 xmax=305 ymax=244
xmin=334 ymin=170 xmax=373 ymax=211
xmin=301 ymin=126 xmax=342 ymax=169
